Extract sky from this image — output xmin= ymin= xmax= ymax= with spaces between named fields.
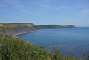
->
xmin=0 ymin=0 xmax=89 ymax=26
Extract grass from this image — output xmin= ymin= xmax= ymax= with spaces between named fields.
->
xmin=0 ymin=34 xmax=78 ymax=60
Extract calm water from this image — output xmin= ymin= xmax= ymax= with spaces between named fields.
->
xmin=18 ymin=27 xmax=89 ymax=56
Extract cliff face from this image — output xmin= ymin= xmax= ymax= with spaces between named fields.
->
xmin=0 ymin=23 xmax=34 ymax=29
xmin=0 ymin=23 xmax=35 ymax=36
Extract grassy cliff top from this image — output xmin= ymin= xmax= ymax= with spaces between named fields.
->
xmin=0 ymin=35 xmax=79 ymax=60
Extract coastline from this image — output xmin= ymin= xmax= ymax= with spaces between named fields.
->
xmin=14 ymin=27 xmax=76 ymax=36
xmin=15 ymin=31 xmax=32 ymax=36
xmin=14 ymin=31 xmax=30 ymax=39
xmin=14 ymin=30 xmax=35 ymax=38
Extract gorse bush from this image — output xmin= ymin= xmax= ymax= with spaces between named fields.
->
xmin=0 ymin=35 xmax=78 ymax=60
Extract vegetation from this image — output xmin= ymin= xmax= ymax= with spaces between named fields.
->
xmin=0 ymin=23 xmax=35 ymax=30
xmin=34 ymin=25 xmax=75 ymax=29
xmin=0 ymin=23 xmax=35 ymax=36
xmin=0 ymin=34 xmax=78 ymax=60
xmin=0 ymin=35 xmax=50 ymax=60
xmin=0 ymin=23 xmax=78 ymax=60
xmin=0 ymin=23 xmax=75 ymax=31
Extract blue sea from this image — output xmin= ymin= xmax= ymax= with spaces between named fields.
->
xmin=18 ymin=27 xmax=89 ymax=56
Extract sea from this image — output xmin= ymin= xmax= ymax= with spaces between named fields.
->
xmin=18 ymin=27 xmax=89 ymax=56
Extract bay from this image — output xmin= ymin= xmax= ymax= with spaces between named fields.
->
xmin=18 ymin=27 xmax=89 ymax=56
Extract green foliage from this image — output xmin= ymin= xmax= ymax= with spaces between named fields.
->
xmin=34 ymin=25 xmax=65 ymax=29
xmin=52 ymin=50 xmax=63 ymax=60
xmin=0 ymin=35 xmax=49 ymax=60
xmin=63 ymin=56 xmax=78 ymax=60
xmin=0 ymin=35 xmax=77 ymax=60
xmin=34 ymin=25 xmax=75 ymax=29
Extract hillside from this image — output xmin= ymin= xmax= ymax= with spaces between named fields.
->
xmin=34 ymin=25 xmax=75 ymax=29
xmin=0 ymin=23 xmax=75 ymax=36
xmin=0 ymin=34 xmax=79 ymax=60
xmin=0 ymin=23 xmax=35 ymax=36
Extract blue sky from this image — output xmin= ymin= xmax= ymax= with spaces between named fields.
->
xmin=0 ymin=0 xmax=89 ymax=26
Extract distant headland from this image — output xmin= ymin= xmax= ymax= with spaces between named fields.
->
xmin=0 ymin=23 xmax=75 ymax=36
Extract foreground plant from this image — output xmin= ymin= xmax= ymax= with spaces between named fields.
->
xmin=0 ymin=35 xmax=78 ymax=60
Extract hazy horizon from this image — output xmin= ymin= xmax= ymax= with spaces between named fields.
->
xmin=0 ymin=0 xmax=89 ymax=27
